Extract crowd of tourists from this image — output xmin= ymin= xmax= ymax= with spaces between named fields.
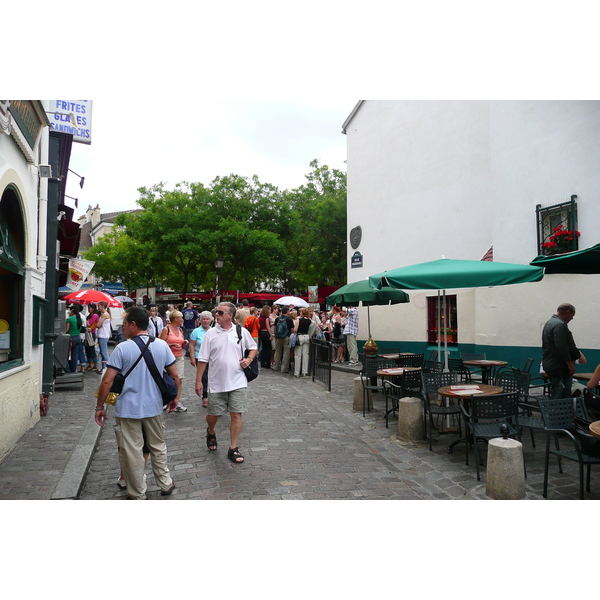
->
xmin=83 ymin=297 xmax=361 ymax=498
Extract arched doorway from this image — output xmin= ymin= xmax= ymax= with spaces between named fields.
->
xmin=0 ymin=185 xmax=25 ymax=368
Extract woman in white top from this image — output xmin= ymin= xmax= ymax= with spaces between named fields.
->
xmin=147 ymin=305 xmax=164 ymax=338
xmin=96 ymin=301 xmax=112 ymax=373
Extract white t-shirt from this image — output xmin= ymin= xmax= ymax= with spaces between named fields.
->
xmin=198 ymin=324 xmax=257 ymax=393
xmin=108 ymin=335 xmax=176 ymax=419
xmin=147 ymin=315 xmax=164 ymax=338
xmin=97 ymin=314 xmax=112 ymax=339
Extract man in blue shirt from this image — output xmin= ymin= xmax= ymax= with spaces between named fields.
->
xmin=95 ymin=306 xmax=181 ymax=499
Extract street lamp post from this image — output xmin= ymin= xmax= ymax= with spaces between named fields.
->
xmin=215 ymin=256 xmax=224 ymax=306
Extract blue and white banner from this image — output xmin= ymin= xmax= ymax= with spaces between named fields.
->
xmin=47 ymin=100 xmax=92 ymax=144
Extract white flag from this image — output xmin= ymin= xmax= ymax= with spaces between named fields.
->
xmin=66 ymin=258 xmax=95 ymax=291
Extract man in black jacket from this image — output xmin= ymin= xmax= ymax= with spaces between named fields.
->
xmin=542 ymin=303 xmax=578 ymax=398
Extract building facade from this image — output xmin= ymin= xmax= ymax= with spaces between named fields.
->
xmin=0 ymin=101 xmax=50 ymax=461
xmin=343 ymin=101 xmax=600 ymax=367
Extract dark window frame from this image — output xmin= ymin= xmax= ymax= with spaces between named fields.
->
xmin=536 ymin=195 xmax=579 ymax=256
xmin=427 ymin=294 xmax=457 ymax=344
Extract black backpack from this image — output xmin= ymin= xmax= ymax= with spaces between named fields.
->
xmin=275 ymin=316 xmax=289 ymax=338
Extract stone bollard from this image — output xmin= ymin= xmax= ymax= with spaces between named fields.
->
xmin=353 ymin=377 xmax=372 ymax=411
xmin=486 ymin=437 xmax=526 ymax=500
xmin=397 ymin=397 xmax=425 ymax=441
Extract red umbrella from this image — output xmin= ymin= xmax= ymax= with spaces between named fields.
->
xmin=63 ymin=289 xmax=123 ymax=308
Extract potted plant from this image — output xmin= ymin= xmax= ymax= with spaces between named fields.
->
xmin=542 ymin=225 xmax=580 ymax=255
xmin=434 ymin=327 xmax=457 ymax=343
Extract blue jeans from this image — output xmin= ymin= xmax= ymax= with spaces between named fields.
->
xmin=68 ymin=336 xmax=85 ymax=372
xmin=98 ymin=337 xmax=109 ymax=367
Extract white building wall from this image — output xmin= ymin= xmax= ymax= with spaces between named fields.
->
xmin=345 ymin=101 xmax=600 ymax=357
xmin=0 ymin=104 xmax=48 ymax=462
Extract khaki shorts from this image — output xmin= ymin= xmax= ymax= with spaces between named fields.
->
xmin=208 ymin=388 xmax=247 ymax=416
xmin=174 ymin=355 xmax=184 ymax=379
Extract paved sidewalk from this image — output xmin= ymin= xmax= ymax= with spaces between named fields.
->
xmin=1 ymin=360 xmax=599 ymax=500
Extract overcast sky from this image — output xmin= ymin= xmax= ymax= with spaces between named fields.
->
xmin=67 ymin=100 xmax=352 ymax=216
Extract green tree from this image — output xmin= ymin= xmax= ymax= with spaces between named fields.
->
xmin=284 ymin=159 xmax=347 ymax=288
xmin=86 ymin=160 xmax=347 ymax=296
xmin=82 ymin=227 xmax=152 ymax=291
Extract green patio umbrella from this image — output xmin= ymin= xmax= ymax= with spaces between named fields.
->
xmin=326 ymin=279 xmax=410 ymax=338
xmin=530 ymin=243 xmax=600 ymax=274
xmin=368 ymin=258 xmax=544 ymax=290
xmin=368 ymin=258 xmax=544 ymax=368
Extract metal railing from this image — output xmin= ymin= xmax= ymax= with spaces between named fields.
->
xmin=310 ymin=338 xmax=332 ymax=391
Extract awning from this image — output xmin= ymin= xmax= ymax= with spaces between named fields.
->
xmin=530 ymin=243 xmax=600 ymax=274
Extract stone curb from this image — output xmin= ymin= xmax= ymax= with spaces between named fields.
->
xmin=51 ymin=412 xmax=103 ymax=500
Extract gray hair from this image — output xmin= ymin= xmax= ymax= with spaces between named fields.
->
xmin=199 ymin=310 xmax=213 ymax=321
xmin=219 ymin=301 xmax=237 ymax=317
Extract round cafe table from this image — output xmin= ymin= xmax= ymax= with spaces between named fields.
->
xmin=438 ymin=384 xmax=504 ymax=453
xmin=376 ymin=366 xmax=421 ymax=378
xmin=590 ymin=421 xmax=600 ymax=440
xmin=462 ymin=360 xmax=508 ymax=384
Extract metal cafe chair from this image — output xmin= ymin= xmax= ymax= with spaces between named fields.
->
xmin=538 ymin=397 xmax=600 ymax=499
xmin=397 ymin=353 xmax=424 ymax=368
xmin=461 ymin=391 xmax=522 ymax=481
xmin=423 ymin=359 xmax=443 ymax=373
xmin=421 ymin=371 xmax=461 ymax=451
xmin=383 ymin=368 xmax=423 ymax=428
xmin=448 ymin=357 xmax=474 ymax=383
xmin=359 ymin=356 xmax=396 ymax=417
xmin=495 ymin=369 xmax=543 ymax=448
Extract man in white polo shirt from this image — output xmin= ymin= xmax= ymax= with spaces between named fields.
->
xmin=195 ymin=302 xmax=257 ymax=464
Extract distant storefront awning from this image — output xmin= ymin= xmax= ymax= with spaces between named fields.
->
xmin=530 ymin=243 xmax=600 ymax=274
xmin=101 ymin=282 xmax=128 ymax=294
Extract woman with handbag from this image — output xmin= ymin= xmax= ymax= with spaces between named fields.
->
xmin=84 ymin=303 xmax=99 ymax=371
xmin=294 ymin=308 xmax=312 ymax=377
xmin=159 ymin=310 xmax=188 ymax=412
xmin=96 ymin=301 xmax=112 ymax=374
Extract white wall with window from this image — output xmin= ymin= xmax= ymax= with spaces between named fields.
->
xmin=343 ymin=101 xmax=600 ymax=363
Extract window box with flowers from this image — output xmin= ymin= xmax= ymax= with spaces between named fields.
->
xmin=542 ymin=224 xmax=580 ymax=255
xmin=434 ymin=327 xmax=457 ymax=343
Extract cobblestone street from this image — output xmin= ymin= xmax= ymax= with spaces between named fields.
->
xmin=79 ymin=360 xmax=599 ymax=501
xmin=2 ymin=358 xmax=599 ymax=502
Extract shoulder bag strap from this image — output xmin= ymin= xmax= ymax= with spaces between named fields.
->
xmin=121 ymin=336 xmax=152 ymax=379
xmin=132 ymin=336 xmax=168 ymax=393
xmin=236 ymin=324 xmax=245 ymax=359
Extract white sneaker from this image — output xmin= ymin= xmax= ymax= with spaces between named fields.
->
xmin=174 ymin=405 xmax=188 ymax=412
